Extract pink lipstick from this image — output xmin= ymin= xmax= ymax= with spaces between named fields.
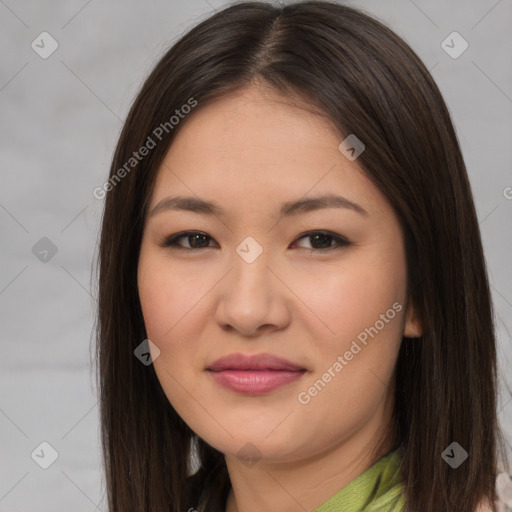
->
xmin=206 ymin=352 xmax=306 ymax=394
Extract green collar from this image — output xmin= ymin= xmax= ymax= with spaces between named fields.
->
xmin=312 ymin=448 xmax=405 ymax=512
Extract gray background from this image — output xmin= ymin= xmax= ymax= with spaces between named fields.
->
xmin=1 ymin=0 xmax=511 ymax=510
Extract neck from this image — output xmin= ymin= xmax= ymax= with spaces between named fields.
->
xmin=224 ymin=397 xmax=396 ymax=512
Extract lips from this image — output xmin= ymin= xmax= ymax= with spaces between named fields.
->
xmin=206 ymin=353 xmax=306 ymax=394
xmin=207 ymin=352 xmax=305 ymax=372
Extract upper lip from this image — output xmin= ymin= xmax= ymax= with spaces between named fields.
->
xmin=207 ymin=353 xmax=305 ymax=371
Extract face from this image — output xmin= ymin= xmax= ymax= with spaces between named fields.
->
xmin=137 ymin=84 xmax=421 ymax=464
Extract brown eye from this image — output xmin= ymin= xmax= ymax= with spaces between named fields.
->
xmin=291 ymin=231 xmax=350 ymax=252
xmin=159 ymin=231 xmax=216 ymax=250
xmin=158 ymin=230 xmax=350 ymax=253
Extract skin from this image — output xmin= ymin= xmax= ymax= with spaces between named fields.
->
xmin=137 ymin=83 xmax=422 ymax=512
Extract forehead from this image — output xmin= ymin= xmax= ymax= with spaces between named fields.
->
xmin=170 ymin=85 xmax=342 ymax=161
xmin=149 ymin=85 xmax=390 ymax=220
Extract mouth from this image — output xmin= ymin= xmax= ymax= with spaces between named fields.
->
xmin=206 ymin=352 xmax=307 ymax=394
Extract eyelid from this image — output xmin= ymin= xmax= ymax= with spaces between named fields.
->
xmin=157 ymin=231 xmax=217 ymax=250
xmin=157 ymin=230 xmax=351 ymax=252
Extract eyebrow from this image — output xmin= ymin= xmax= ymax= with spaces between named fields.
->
xmin=148 ymin=193 xmax=369 ymax=219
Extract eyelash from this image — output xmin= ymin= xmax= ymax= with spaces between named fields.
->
xmin=157 ymin=230 xmax=351 ymax=254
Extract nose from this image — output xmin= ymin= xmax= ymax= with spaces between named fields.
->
xmin=215 ymin=248 xmax=291 ymax=337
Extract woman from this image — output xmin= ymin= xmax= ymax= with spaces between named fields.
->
xmin=95 ymin=1 xmax=510 ymax=511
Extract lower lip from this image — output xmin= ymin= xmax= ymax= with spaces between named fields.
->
xmin=207 ymin=369 xmax=306 ymax=394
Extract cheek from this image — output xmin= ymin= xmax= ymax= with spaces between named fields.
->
xmin=137 ymin=254 xmax=209 ymax=346
xmin=292 ymin=264 xmax=405 ymax=444
xmin=138 ymin=256 xmax=206 ymax=412
xmin=294 ymin=252 xmax=407 ymax=351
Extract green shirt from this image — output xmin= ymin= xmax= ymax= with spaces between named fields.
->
xmin=312 ymin=448 xmax=405 ymax=512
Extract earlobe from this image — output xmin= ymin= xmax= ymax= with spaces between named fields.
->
xmin=403 ymin=299 xmax=423 ymax=339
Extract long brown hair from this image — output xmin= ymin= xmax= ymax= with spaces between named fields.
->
xmin=94 ymin=1 xmax=509 ymax=510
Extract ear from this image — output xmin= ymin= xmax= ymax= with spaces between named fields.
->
xmin=403 ymin=297 xmax=422 ymax=338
